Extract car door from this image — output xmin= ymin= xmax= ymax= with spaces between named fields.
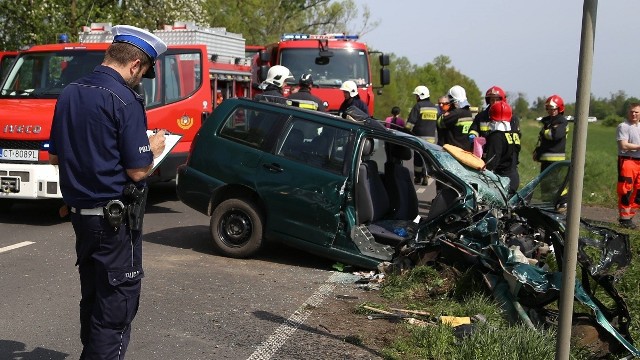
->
xmin=255 ymin=117 xmax=354 ymax=247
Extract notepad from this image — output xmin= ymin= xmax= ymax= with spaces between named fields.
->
xmin=146 ymin=130 xmax=183 ymax=172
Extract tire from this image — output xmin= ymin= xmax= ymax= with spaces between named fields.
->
xmin=0 ymin=199 xmax=14 ymax=213
xmin=210 ymin=198 xmax=264 ymax=258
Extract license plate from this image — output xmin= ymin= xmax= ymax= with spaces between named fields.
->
xmin=0 ymin=148 xmax=38 ymax=161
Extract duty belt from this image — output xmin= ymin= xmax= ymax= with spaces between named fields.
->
xmin=70 ymin=206 xmax=104 ymax=216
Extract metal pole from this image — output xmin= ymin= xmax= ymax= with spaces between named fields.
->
xmin=555 ymin=1 xmax=597 ymax=359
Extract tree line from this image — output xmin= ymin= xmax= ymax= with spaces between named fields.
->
xmin=0 ymin=0 xmax=634 ymax=124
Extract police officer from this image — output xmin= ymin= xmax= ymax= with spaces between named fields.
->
xmin=49 ymin=25 xmax=167 ymax=359
xmin=287 ymin=73 xmax=326 ymax=111
xmin=405 ymin=85 xmax=438 ymax=184
xmin=254 ymin=65 xmax=293 ymax=104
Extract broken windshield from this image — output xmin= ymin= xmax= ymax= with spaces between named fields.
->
xmin=279 ymin=48 xmax=370 ymax=87
xmin=0 ymin=50 xmax=104 ymax=98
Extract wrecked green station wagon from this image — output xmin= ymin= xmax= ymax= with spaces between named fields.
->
xmin=176 ymin=98 xmax=638 ymax=356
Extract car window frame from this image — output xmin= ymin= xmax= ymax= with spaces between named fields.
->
xmin=275 ymin=116 xmax=355 ymax=176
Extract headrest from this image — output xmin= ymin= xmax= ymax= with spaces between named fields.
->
xmin=390 ymin=144 xmax=412 ymax=160
xmin=362 ymin=138 xmax=374 ymax=156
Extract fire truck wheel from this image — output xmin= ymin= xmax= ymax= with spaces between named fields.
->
xmin=0 ymin=199 xmax=14 ymax=213
xmin=210 ymin=198 xmax=264 ymax=258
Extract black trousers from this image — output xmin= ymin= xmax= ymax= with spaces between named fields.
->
xmin=71 ymin=213 xmax=143 ymax=360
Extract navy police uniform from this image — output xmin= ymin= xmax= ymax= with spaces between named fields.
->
xmin=49 ymin=25 xmax=166 ymax=360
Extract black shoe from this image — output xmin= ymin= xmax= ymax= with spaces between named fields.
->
xmin=619 ymin=219 xmax=638 ymax=230
xmin=414 ymin=176 xmax=423 ymax=185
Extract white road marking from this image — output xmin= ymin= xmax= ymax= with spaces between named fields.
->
xmin=0 ymin=241 xmax=35 ymax=254
xmin=416 ymin=187 xmax=425 ymax=194
xmin=247 ymin=272 xmax=349 ymax=360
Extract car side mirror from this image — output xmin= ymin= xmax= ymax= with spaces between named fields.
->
xmin=380 ymin=68 xmax=390 ymax=86
xmin=379 ymin=54 xmax=389 ymax=66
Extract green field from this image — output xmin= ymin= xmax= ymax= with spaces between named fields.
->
xmin=519 ymin=118 xmax=618 ymax=207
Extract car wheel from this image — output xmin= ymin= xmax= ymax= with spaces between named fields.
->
xmin=210 ymin=198 xmax=264 ymax=258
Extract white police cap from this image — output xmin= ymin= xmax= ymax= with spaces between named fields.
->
xmin=111 ymin=25 xmax=167 ymax=78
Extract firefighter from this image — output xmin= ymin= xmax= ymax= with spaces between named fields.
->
xmin=254 ymin=65 xmax=293 ymax=104
xmin=470 ymin=86 xmax=522 ymax=139
xmin=287 ymin=73 xmax=326 ymax=111
xmin=470 ymin=86 xmax=522 ymax=170
xmin=470 ymin=86 xmax=505 ymax=139
xmin=436 ymin=96 xmax=451 ymax=146
xmin=339 ymin=80 xmax=369 ymax=116
xmin=482 ymin=101 xmax=520 ymax=194
xmin=405 ymin=85 xmax=438 ymax=184
xmin=533 ymin=94 xmax=569 ymax=211
xmin=616 ymin=103 xmax=640 ymax=229
xmin=437 ymin=85 xmax=474 ymax=152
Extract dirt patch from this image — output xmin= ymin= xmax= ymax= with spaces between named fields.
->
xmin=580 ymin=205 xmax=618 ymax=224
xmin=305 ymin=283 xmax=403 ymax=359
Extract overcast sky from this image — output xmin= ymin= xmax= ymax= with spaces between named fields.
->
xmin=353 ymin=0 xmax=639 ymax=104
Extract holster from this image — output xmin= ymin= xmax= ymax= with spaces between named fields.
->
xmin=124 ymin=184 xmax=149 ymax=232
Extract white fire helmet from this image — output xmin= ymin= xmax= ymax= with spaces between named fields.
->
xmin=340 ymin=80 xmax=359 ymax=98
xmin=265 ymin=65 xmax=293 ymax=88
xmin=447 ymin=85 xmax=468 ymax=105
xmin=412 ymin=85 xmax=430 ymax=100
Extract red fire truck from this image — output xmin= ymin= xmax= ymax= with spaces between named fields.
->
xmin=0 ymin=22 xmax=251 ymax=206
xmin=253 ymin=33 xmax=390 ymax=114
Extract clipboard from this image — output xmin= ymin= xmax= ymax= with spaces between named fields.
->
xmin=146 ymin=130 xmax=183 ymax=172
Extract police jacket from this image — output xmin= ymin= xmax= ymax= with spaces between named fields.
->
xmin=405 ymin=99 xmax=438 ymax=143
xmin=339 ymin=96 xmax=369 ymax=116
xmin=438 ymin=107 xmax=474 ymax=151
xmin=536 ymin=115 xmax=568 ymax=162
xmin=49 ymin=65 xmax=153 ymax=209
xmin=287 ymin=88 xmax=326 ymax=111
xmin=254 ymin=85 xmax=288 ymax=105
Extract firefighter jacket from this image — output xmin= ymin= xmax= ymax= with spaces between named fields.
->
xmin=405 ymin=99 xmax=438 ymax=143
xmin=469 ymin=108 xmax=491 ymax=138
xmin=535 ymin=114 xmax=568 ymax=162
xmin=437 ymin=107 xmax=474 ymax=151
xmin=254 ymin=86 xmax=288 ymax=104
xmin=483 ymin=130 xmax=521 ymax=193
xmin=287 ymin=88 xmax=326 ymax=111
xmin=470 ymin=108 xmax=522 ymax=138
xmin=339 ymin=96 xmax=369 ymax=116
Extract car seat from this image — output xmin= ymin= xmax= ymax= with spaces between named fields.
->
xmin=425 ymin=186 xmax=459 ymax=221
xmin=383 ymin=143 xmax=418 ymax=220
xmin=281 ymin=128 xmax=305 ymax=160
xmin=356 ymin=139 xmax=414 ymax=245
xmin=356 ymin=139 xmax=390 ymax=224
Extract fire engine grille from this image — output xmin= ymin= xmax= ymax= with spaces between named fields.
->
xmin=0 ymin=140 xmax=43 ymax=150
